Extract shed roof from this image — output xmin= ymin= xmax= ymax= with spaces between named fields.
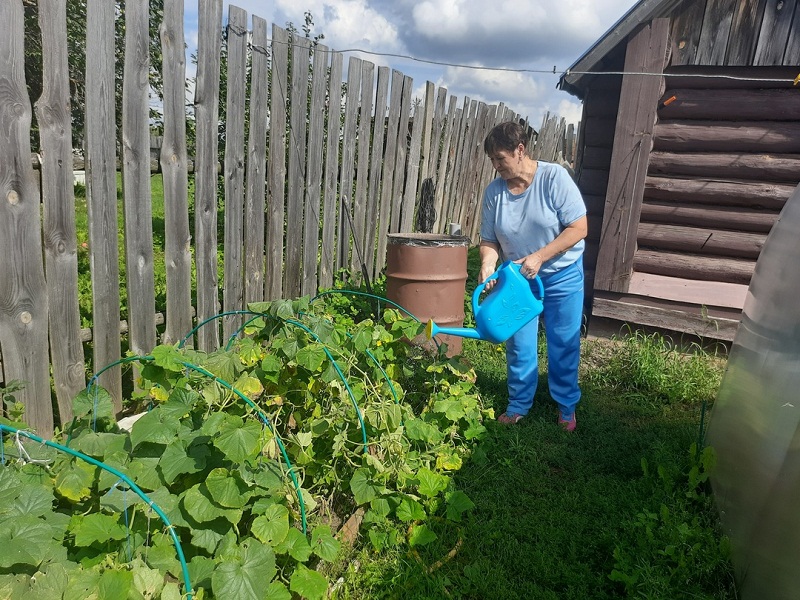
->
xmin=558 ymin=0 xmax=682 ymax=98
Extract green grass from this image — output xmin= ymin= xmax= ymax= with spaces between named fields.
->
xmin=326 ymin=252 xmax=737 ymax=599
xmin=71 ymin=188 xmax=737 ymax=598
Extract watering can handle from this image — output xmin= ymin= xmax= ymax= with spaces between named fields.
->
xmin=471 ymin=265 xmax=503 ymax=315
xmin=472 ymin=261 xmax=545 ymax=316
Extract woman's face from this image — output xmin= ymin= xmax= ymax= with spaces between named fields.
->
xmin=488 ymin=144 xmax=524 ymax=179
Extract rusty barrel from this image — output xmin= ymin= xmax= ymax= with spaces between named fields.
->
xmin=385 ymin=233 xmax=471 ymax=356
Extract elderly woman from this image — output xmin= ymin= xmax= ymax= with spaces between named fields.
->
xmin=479 ymin=121 xmax=587 ymax=431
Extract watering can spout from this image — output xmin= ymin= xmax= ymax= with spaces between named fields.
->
xmin=425 ymin=320 xmax=484 ymax=341
xmin=424 ymin=261 xmax=545 ymax=345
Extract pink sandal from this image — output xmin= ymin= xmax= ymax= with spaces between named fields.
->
xmin=498 ymin=412 xmax=524 ymax=425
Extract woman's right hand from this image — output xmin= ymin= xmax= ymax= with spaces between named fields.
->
xmin=479 ymin=264 xmax=497 ymax=292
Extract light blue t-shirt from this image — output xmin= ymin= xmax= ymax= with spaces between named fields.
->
xmin=480 ymin=161 xmax=586 ymax=275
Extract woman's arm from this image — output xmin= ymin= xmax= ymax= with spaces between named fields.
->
xmin=479 ymin=241 xmax=501 ymax=286
xmin=517 ymin=216 xmax=588 ymax=278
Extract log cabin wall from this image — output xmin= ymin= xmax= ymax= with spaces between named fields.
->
xmin=563 ymin=0 xmax=800 ymax=341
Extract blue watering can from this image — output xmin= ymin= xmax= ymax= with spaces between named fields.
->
xmin=425 ymin=260 xmax=544 ymax=344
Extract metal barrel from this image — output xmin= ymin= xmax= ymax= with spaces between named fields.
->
xmin=385 ymin=233 xmax=471 ymax=357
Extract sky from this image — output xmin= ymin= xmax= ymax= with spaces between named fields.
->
xmin=184 ymin=0 xmax=638 ymax=128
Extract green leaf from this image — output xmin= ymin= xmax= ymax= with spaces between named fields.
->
xmin=433 ymin=398 xmax=467 ymax=421
xmin=182 ymin=485 xmax=243 ymax=524
xmin=279 ymin=338 xmax=299 ymax=360
xmin=158 ymin=439 xmax=209 ymax=484
xmin=409 ymin=523 xmax=438 ymax=547
xmin=251 ymin=503 xmax=290 ymax=545
xmin=131 ymin=562 xmax=164 ymax=600
xmin=72 ymin=431 xmax=128 ymax=459
xmin=160 ymin=387 xmax=199 ymax=418
xmin=446 ymin=490 xmax=475 ymax=522
xmin=55 ymin=460 xmax=95 ymax=502
xmin=72 ymin=513 xmax=128 ymax=546
xmin=129 ymin=410 xmax=181 ymax=448
xmin=205 ymin=468 xmax=251 ymax=508
xmin=396 ymin=496 xmax=426 ymax=522
xmin=125 ymin=457 xmax=163 ymax=491
xmin=350 ymin=468 xmax=379 ymax=505
xmin=276 ymin=527 xmax=312 ymax=562
xmin=272 ymin=300 xmax=296 ymax=320
xmin=187 ymin=555 xmax=216 ymax=591
xmin=260 ymin=353 xmax=283 ymax=382
xmin=191 ymin=527 xmax=226 ymax=554
xmin=144 ymin=538 xmax=181 ymax=579
xmin=63 ymin=568 xmax=101 ymax=600
xmin=464 ymin=420 xmax=487 ymax=440
xmin=72 ymin=387 xmax=115 ymax=421
xmin=311 ymin=525 xmax=341 ymax=562
xmin=0 ymin=574 xmax=29 ymax=598
xmin=0 ymin=469 xmax=21 ymax=507
xmin=204 ymin=351 xmax=243 ymax=382
xmin=296 ymin=344 xmax=326 ymax=372
xmin=264 ymin=581 xmax=292 ymax=600
xmin=8 ymin=484 xmax=54 ymax=517
xmin=214 ymin=419 xmax=262 ymax=462
xmin=251 ymin=461 xmax=284 ymax=492
xmin=160 ymin=582 xmax=182 ymax=600
xmin=350 ymin=328 xmax=372 ymax=352
xmin=211 ymin=538 xmax=276 ymax=600
xmin=151 ymin=345 xmax=186 ymax=372
xmin=417 ymin=468 xmax=449 ymax=499
xmin=30 ymin=561 xmax=70 ymax=599
xmin=289 ymin=564 xmax=328 ymax=600
xmin=98 ymin=569 xmax=132 ymax=600
xmin=404 ymin=417 xmax=444 ymax=444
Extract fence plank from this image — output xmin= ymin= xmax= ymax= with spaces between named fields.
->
xmin=452 ymin=99 xmax=477 ymax=228
xmin=364 ymin=66 xmax=390 ymax=277
xmin=418 ymin=82 xmax=436 ymax=198
xmin=285 ymin=35 xmax=311 ymax=299
xmin=222 ymin=5 xmax=248 ymax=338
xmin=459 ymin=102 xmax=489 ymax=236
xmin=243 ymin=17 xmax=269 ymax=305
xmin=161 ymin=0 xmax=193 ymax=345
xmin=266 ymin=24 xmax=288 ymax=300
xmin=193 ymin=0 xmax=222 ymax=351
xmin=425 ymin=87 xmax=447 ymax=231
xmin=86 ymin=0 xmax=122 ymax=409
xmin=36 ymin=0 xmax=85 ymax=423
xmin=433 ymin=95 xmax=458 ymax=233
xmin=400 ymin=101 xmax=424 ymax=233
xmin=374 ymin=70 xmax=404 ymax=278
xmin=0 ymin=1 xmax=54 ymax=435
xmin=390 ymin=75 xmax=413 ymax=233
xmin=469 ymin=104 xmax=499 ymax=239
xmin=122 ymin=0 xmax=156 ymax=364
xmin=319 ymin=50 xmax=343 ymax=289
xmin=350 ymin=60 xmax=375 ymax=278
xmin=337 ymin=57 xmax=362 ymax=271
xmin=303 ymin=42 xmax=329 ymax=295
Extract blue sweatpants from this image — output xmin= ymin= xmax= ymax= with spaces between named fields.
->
xmin=504 ymin=257 xmax=584 ymax=418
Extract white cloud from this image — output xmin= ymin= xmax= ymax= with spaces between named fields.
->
xmin=202 ymin=0 xmax=638 ymax=125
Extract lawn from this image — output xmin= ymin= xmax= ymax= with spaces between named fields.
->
xmin=66 ymin=182 xmax=737 ymax=598
xmin=325 ymin=254 xmax=737 ymax=599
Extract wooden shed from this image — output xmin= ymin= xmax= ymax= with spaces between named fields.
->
xmin=559 ymin=0 xmax=800 ymax=342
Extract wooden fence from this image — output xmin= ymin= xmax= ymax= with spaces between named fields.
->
xmin=0 ymin=0 xmax=577 ymax=436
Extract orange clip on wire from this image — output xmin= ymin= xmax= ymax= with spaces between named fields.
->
xmin=662 ymin=95 xmax=677 ymax=106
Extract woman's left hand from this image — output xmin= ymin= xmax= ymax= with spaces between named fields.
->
xmin=515 ymin=252 xmax=544 ymax=279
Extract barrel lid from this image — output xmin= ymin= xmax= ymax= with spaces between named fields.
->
xmin=387 ymin=233 xmax=471 ymax=247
